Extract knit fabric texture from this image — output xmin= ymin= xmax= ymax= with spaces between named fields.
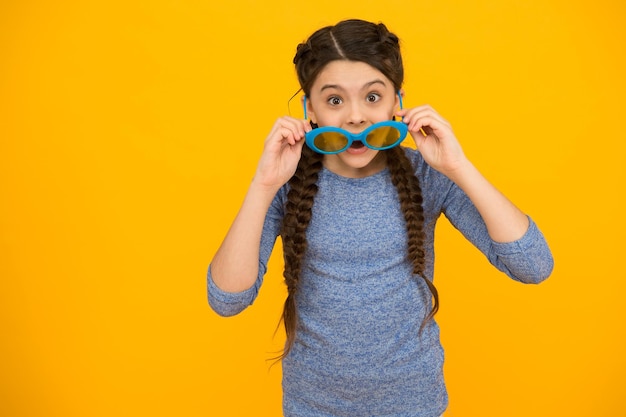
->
xmin=208 ymin=147 xmax=553 ymax=417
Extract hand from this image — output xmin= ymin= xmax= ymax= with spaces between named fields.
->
xmin=396 ymin=105 xmax=468 ymax=177
xmin=253 ymin=116 xmax=311 ymax=190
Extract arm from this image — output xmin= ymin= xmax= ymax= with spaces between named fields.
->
xmin=208 ymin=116 xmax=311 ymax=309
xmin=443 ymin=159 xmax=529 ymax=243
xmin=398 ymin=105 xmax=529 ymax=243
xmin=211 ymin=182 xmax=282 ymax=293
xmin=440 ymin=179 xmax=553 ymax=283
xmin=399 ymin=106 xmax=553 ymax=281
xmin=207 ymin=186 xmax=284 ymax=316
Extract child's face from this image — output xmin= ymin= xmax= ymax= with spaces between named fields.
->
xmin=306 ymin=60 xmax=400 ymax=177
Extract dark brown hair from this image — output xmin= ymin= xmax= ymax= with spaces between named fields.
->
xmin=279 ymin=19 xmax=438 ymax=360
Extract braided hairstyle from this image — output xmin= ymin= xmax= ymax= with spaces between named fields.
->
xmin=280 ymin=19 xmax=438 ymax=359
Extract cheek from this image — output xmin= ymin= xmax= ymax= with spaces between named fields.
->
xmin=381 ymin=102 xmax=398 ymax=120
xmin=315 ymin=112 xmax=343 ymax=127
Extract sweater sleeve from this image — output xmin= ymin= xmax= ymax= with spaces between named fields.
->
xmin=207 ymin=187 xmax=286 ymax=316
xmin=440 ymin=177 xmax=554 ymax=283
xmin=404 ymin=145 xmax=554 ymax=284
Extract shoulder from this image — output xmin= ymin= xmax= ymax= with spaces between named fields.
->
xmin=398 ymin=146 xmax=456 ymax=211
xmin=400 ymin=146 xmax=423 ymax=170
xmin=399 ymin=146 xmax=439 ymax=183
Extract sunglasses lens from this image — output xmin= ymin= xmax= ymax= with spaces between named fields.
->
xmin=313 ymin=131 xmax=349 ymax=153
xmin=366 ymin=126 xmax=402 ymax=149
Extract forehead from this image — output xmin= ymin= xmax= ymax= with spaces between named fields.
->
xmin=310 ymin=60 xmax=393 ymax=94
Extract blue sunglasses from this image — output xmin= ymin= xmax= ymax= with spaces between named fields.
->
xmin=303 ymin=93 xmax=408 ymax=155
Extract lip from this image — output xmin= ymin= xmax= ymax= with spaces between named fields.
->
xmin=345 ymin=142 xmax=369 ymax=155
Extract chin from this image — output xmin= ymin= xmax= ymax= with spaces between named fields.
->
xmin=325 ymin=149 xmax=385 ymax=177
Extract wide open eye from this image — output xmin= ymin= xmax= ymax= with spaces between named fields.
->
xmin=366 ymin=93 xmax=381 ymax=103
xmin=327 ymin=96 xmax=343 ymax=106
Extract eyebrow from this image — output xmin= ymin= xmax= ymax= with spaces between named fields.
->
xmin=319 ymin=79 xmax=388 ymax=92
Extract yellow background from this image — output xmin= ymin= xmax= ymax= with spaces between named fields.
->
xmin=1 ymin=1 xmax=625 ymax=416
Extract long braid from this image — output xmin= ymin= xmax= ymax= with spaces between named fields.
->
xmin=386 ymin=147 xmax=439 ymax=329
xmin=281 ymin=19 xmax=426 ymax=359
xmin=279 ymin=144 xmax=323 ymax=359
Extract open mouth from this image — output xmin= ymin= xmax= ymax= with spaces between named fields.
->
xmin=350 ymin=141 xmax=365 ymax=149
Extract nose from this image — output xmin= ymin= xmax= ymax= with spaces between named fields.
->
xmin=346 ymin=102 xmax=366 ymax=126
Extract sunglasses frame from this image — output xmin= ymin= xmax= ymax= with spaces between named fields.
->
xmin=303 ymin=92 xmax=408 ymax=155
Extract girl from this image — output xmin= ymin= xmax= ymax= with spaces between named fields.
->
xmin=208 ymin=19 xmax=553 ymax=417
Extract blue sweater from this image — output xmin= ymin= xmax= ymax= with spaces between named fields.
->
xmin=208 ymin=148 xmax=553 ymax=417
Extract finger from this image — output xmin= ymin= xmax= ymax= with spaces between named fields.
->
xmin=397 ymin=104 xmax=437 ymax=118
xmin=279 ymin=127 xmax=298 ymax=146
xmin=301 ymin=118 xmax=313 ymax=133
xmin=398 ymin=105 xmax=450 ymax=128
xmin=403 ymin=114 xmax=439 ymax=133
xmin=269 ymin=117 xmax=308 ymax=146
xmin=399 ymin=108 xmax=451 ymax=139
xmin=288 ymin=117 xmax=313 ymax=140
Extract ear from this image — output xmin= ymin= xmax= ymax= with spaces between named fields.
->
xmin=396 ymin=89 xmax=405 ymax=110
xmin=301 ymin=95 xmax=317 ymax=124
